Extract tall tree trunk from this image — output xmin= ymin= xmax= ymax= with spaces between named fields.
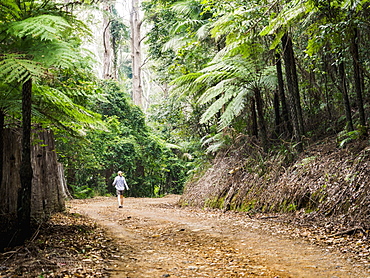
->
xmin=323 ymin=54 xmax=332 ymax=121
xmin=282 ymin=33 xmax=303 ymax=152
xmin=0 ymin=109 xmax=4 ymax=189
xmin=130 ymin=0 xmax=143 ymax=108
xmin=276 ymin=53 xmax=292 ymax=136
xmin=254 ymin=88 xmax=268 ymax=151
xmin=18 ymin=78 xmax=33 ymax=243
xmin=339 ymin=61 xmax=354 ymax=132
xmin=286 ymin=34 xmax=304 ymax=135
xmin=250 ymin=97 xmax=258 ymax=138
xmin=350 ymin=27 xmax=366 ymax=128
xmin=273 ymin=89 xmax=280 ymax=138
xmin=103 ymin=5 xmax=113 ymax=79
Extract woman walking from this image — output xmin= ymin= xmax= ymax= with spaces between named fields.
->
xmin=112 ymin=171 xmax=129 ymax=208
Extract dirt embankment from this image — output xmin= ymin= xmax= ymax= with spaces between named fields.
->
xmin=181 ymin=138 xmax=370 ymax=231
xmin=68 ymin=196 xmax=369 ymax=278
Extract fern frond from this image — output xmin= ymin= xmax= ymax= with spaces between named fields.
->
xmin=33 ymin=85 xmax=104 ymax=130
xmin=0 ymin=0 xmax=21 ymax=20
xmin=170 ymin=72 xmax=202 ymax=86
xmin=0 ymin=54 xmax=45 ymax=83
xmin=171 ymin=0 xmax=202 ymax=17
xmin=201 ymin=133 xmax=225 ymax=154
xmin=0 ymin=82 xmax=21 ymax=113
xmin=170 ymin=72 xmax=202 ymax=91
xmin=197 ymin=78 xmax=237 ymax=104
xmin=341 ymin=0 xmax=367 ymax=11
xmin=210 ymin=13 xmax=236 ymax=41
xmin=200 ymin=93 xmax=233 ymax=124
xmin=196 ymin=22 xmax=211 ymax=40
xmin=170 ymin=72 xmax=206 ymax=97
xmin=7 ymin=14 xmax=71 ymax=41
xmin=195 ymin=71 xmax=234 ymax=87
xmin=30 ymin=40 xmax=80 ymax=68
xmin=218 ymin=87 xmax=250 ymax=130
xmin=258 ymin=66 xmax=277 ymax=89
xmin=173 ymin=19 xmax=207 ymax=33
xmin=162 ymin=35 xmax=191 ymax=52
xmin=259 ymin=0 xmax=306 ymax=36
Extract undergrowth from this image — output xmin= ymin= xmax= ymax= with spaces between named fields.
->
xmin=181 ymin=135 xmax=370 ymax=229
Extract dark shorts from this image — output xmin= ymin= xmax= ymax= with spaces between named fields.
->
xmin=116 ymin=190 xmax=125 ymax=196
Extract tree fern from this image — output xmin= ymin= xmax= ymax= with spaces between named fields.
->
xmin=200 ymin=93 xmax=231 ymax=124
xmin=196 ymin=71 xmax=234 ymax=87
xmin=163 ymin=35 xmax=192 ymax=52
xmin=0 ymin=0 xmax=21 ymax=21
xmin=171 ymin=0 xmax=203 ymax=18
xmin=33 ymin=85 xmax=105 ymax=130
xmin=219 ymin=86 xmax=250 ymax=130
xmin=0 ymin=54 xmax=45 ymax=83
xmin=172 ymin=19 xmax=208 ymax=33
xmin=198 ymin=78 xmax=238 ymax=105
xmin=0 ymin=82 xmax=21 ymax=114
xmin=170 ymin=72 xmax=205 ymax=97
xmin=211 ymin=6 xmax=260 ymax=43
xmin=259 ymin=1 xmax=306 ymax=37
xmin=7 ymin=15 xmax=71 ymax=41
xmin=29 ymin=40 xmax=80 ymax=68
xmin=196 ymin=22 xmax=212 ymax=41
xmin=340 ymin=0 xmax=370 ymax=11
xmin=172 ymin=53 xmax=276 ymax=131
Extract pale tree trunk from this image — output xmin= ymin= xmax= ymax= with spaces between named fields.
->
xmin=130 ymin=0 xmax=143 ymax=108
xmin=58 ymin=163 xmax=72 ymax=200
xmin=103 ymin=5 xmax=113 ymax=79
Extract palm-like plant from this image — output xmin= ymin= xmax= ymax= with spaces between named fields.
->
xmin=163 ymin=0 xmax=212 ymax=52
xmin=166 ymin=0 xmax=279 ymax=152
xmin=171 ymin=55 xmax=276 ymax=152
xmin=0 ymin=0 xmax=97 ymax=243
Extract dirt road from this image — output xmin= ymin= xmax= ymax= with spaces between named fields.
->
xmin=68 ymin=196 xmax=369 ymax=278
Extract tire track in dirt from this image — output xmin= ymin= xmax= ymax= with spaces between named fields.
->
xmin=68 ymin=196 xmax=369 ymax=278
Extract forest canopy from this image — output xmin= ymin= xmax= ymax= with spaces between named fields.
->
xmin=0 ymin=0 xmax=194 ymax=202
xmin=144 ymin=0 xmax=370 ymax=153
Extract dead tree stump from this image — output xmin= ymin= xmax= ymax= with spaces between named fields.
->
xmin=0 ymin=128 xmax=67 ymax=249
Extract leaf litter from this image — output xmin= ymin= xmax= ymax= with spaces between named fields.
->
xmin=0 ymin=212 xmax=119 ymax=277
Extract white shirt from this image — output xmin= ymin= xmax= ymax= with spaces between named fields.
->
xmin=113 ymin=175 xmax=129 ymax=190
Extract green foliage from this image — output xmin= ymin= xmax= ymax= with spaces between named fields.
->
xmin=201 ymin=132 xmax=227 ymax=154
xmin=0 ymin=54 xmax=45 ymax=84
xmin=143 ymin=0 xmax=215 ymax=83
xmin=171 ymin=56 xmax=276 ymax=131
xmin=337 ymin=127 xmax=367 ymax=148
xmin=0 ymin=0 xmax=100 ymax=134
xmin=7 ymin=14 xmax=70 ymax=41
xmin=70 ymin=184 xmax=95 ymax=199
xmin=259 ymin=1 xmax=306 ymax=37
xmin=56 ymin=80 xmax=193 ymax=197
